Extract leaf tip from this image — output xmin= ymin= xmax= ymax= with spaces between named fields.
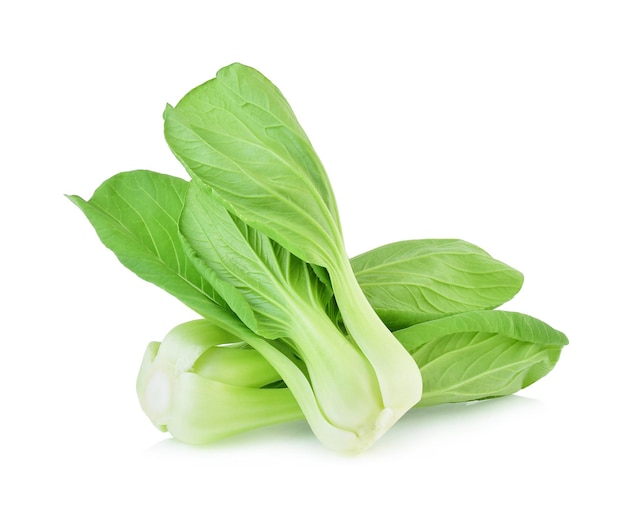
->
xmin=163 ymin=103 xmax=175 ymax=119
xmin=65 ymin=193 xmax=85 ymax=207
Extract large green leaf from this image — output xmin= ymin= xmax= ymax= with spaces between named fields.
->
xmin=351 ymin=239 xmax=524 ymax=329
xmin=67 ymin=170 xmax=233 ymax=323
xmin=164 ymin=63 xmax=343 ymax=268
xmin=394 ymin=311 xmax=568 ymax=407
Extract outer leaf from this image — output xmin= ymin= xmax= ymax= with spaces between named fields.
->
xmin=351 ymin=239 xmax=524 ymax=329
xmin=394 ymin=310 xmax=568 ymax=407
xmin=68 ymin=170 xmax=229 ymax=318
xmin=163 ymin=63 xmax=343 ymax=267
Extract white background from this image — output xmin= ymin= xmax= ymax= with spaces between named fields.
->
xmin=2 ymin=1 xmax=624 ymax=515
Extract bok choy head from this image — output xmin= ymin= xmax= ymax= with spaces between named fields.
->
xmin=68 ymin=64 xmax=565 ymax=453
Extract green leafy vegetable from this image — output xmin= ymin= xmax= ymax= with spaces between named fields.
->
xmin=69 ymin=169 xmax=530 ymax=451
xmin=69 ymin=63 xmax=567 ymax=453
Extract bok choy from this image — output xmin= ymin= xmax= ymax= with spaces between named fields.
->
xmin=69 ymin=63 xmax=567 ymax=453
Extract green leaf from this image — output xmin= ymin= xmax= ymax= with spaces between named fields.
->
xmin=351 ymin=239 xmax=524 ymax=329
xmin=163 ymin=63 xmax=343 ymax=267
xmin=394 ymin=310 xmax=568 ymax=407
xmin=67 ymin=170 xmax=233 ymax=323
